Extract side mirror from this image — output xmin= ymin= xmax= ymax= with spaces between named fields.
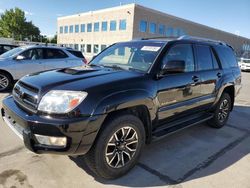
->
xmin=161 ymin=60 xmax=185 ymax=75
xmin=15 ymin=55 xmax=25 ymax=61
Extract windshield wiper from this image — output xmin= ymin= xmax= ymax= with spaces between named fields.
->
xmin=101 ymin=64 xmax=126 ymax=70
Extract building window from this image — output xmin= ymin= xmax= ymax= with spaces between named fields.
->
xmin=59 ymin=26 xmax=63 ymax=34
xmin=101 ymin=22 xmax=108 ymax=31
xmin=173 ymin=28 xmax=178 ymax=37
xmin=64 ymin=26 xmax=68 ymax=33
xmin=94 ymin=44 xmax=99 ymax=54
xmin=94 ymin=22 xmax=99 ymax=32
xmin=110 ymin=20 xmax=116 ymax=31
xmin=149 ymin=23 xmax=157 ymax=34
xmin=74 ymin=44 xmax=79 ymax=50
xmin=81 ymin=44 xmax=85 ymax=53
xmin=166 ymin=27 xmax=173 ymax=37
xmin=139 ymin=20 xmax=147 ymax=32
xmin=75 ymin=25 xmax=79 ymax=33
xmin=87 ymin=44 xmax=91 ymax=53
xmin=159 ymin=24 xmax=165 ymax=35
xmin=69 ymin=25 xmax=74 ymax=33
xmin=119 ymin=19 xmax=126 ymax=30
xmin=101 ymin=45 xmax=107 ymax=51
xmin=87 ymin=23 xmax=92 ymax=32
xmin=81 ymin=24 xmax=85 ymax=32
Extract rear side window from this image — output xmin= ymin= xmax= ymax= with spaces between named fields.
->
xmin=67 ymin=50 xmax=84 ymax=58
xmin=45 ymin=49 xmax=68 ymax=59
xmin=196 ymin=45 xmax=213 ymax=71
xmin=214 ymin=46 xmax=238 ymax=68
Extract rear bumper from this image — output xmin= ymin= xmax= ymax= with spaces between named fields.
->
xmin=1 ymin=95 xmax=106 ymax=155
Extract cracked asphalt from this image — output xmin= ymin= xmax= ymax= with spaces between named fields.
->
xmin=0 ymin=72 xmax=250 ymax=188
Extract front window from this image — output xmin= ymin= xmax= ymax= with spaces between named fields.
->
xmin=0 ymin=47 xmax=24 ymax=58
xmin=90 ymin=42 xmax=165 ymax=72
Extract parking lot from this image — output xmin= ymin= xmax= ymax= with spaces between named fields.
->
xmin=0 ymin=72 xmax=249 ymax=188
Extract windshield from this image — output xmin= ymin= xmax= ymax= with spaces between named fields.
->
xmin=90 ymin=42 xmax=165 ymax=72
xmin=0 ymin=47 xmax=24 ymax=58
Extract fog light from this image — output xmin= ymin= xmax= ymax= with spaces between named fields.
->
xmin=34 ymin=134 xmax=67 ymax=147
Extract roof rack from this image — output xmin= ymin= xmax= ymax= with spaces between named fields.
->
xmin=178 ymin=35 xmax=227 ymax=45
xmin=138 ymin=36 xmax=179 ymax=40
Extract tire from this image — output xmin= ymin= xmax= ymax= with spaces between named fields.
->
xmin=84 ymin=114 xmax=145 ymax=179
xmin=208 ymin=93 xmax=232 ymax=128
xmin=0 ymin=72 xmax=13 ymax=92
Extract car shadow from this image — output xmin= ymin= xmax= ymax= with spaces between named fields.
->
xmin=49 ymin=105 xmax=250 ymax=186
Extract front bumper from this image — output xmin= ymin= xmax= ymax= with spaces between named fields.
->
xmin=1 ymin=95 xmax=106 ymax=155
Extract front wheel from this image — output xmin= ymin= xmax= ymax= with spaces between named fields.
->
xmin=208 ymin=93 xmax=232 ymax=128
xmin=0 ymin=72 xmax=12 ymax=92
xmin=84 ymin=114 xmax=145 ymax=179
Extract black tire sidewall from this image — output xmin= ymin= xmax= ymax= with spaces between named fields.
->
xmin=93 ymin=114 xmax=145 ymax=179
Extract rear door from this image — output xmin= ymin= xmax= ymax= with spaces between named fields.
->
xmin=194 ymin=44 xmax=222 ymax=110
xmin=43 ymin=48 xmax=69 ymax=70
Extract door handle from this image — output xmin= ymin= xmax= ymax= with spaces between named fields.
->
xmin=192 ymin=75 xmax=199 ymax=83
xmin=217 ymin=72 xmax=222 ymax=78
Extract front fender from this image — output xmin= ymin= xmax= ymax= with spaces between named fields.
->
xmin=93 ymin=89 xmax=157 ymax=121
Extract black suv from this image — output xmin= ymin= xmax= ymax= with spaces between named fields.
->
xmin=1 ymin=36 xmax=241 ymax=179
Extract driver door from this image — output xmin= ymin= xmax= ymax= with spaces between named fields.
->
xmin=14 ymin=48 xmax=45 ymax=79
xmin=157 ymin=43 xmax=201 ymax=125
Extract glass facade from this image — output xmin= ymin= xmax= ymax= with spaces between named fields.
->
xmin=110 ymin=20 xmax=116 ymax=31
xmin=139 ymin=20 xmax=147 ymax=32
xmin=81 ymin=24 xmax=85 ymax=32
xmin=87 ymin=23 xmax=92 ymax=32
xmin=149 ymin=23 xmax=157 ymax=34
xmin=119 ymin=19 xmax=126 ymax=30
xmin=94 ymin=22 xmax=99 ymax=32
xmin=102 ymin=21 xmax=108 ymax=31
xmin=75 ymin=25 xmax=79 ymax=33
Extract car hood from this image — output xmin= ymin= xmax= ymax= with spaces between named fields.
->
xmin=19 ymin=65 xmax=144 ymax=93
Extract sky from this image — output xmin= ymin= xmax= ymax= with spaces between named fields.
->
xmin=0 ymin=0 xmax=249 ymax=38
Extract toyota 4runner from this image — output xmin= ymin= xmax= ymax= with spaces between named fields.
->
xmin=1 ymin=36 xmax=241 ymax=179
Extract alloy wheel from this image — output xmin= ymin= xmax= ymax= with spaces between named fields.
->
xmin=218 ymin=99 xmax=230 ymax=122
xmin=105 ymin=126 xmax=138 ymax=168
xmin=0 ymin=74 xmax=9 ymax=91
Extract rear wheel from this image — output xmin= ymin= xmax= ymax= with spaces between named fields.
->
xmin=208 ymin=93 xmax=232 ymax=128
xmin=84 ymin=114 xmax=145 ymax=179
xmin=0 ymin=72 xmax=12 ymax=92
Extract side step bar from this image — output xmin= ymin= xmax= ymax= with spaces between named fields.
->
xmin=152 ymin=113 xmax=214 ymax=140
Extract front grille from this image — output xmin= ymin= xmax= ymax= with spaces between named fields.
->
xmin=13 ymin=81 xmax=39 ymax=113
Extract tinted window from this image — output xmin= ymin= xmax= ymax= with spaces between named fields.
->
xmin=45 ymin=49 xmax=68 ymax=59
xmin=139 ymin=20 xmax=147 ymax=32
xmin=101 ymin=22 xmax=107 ymax=31
xmin=20 ymin=48 xmax=43 ymax=60
xmin=162 ymin=44 xmax=194 ymax=72
xmin=196 ymin=45 xmax=213 ymax=71
xmin=67 ymin=50 xmax=84 ymax=58
xmin=119 ymin=20 xmax=126 ymax=30
xmin=215 ymin=46 xmax=238 ymax=68
xmin=211 ymin=49 xmax=219 ymax=69
xmin=110 ymin=20 xmax=116 ymax=31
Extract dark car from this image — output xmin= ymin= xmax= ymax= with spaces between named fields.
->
xmin=0 ymin=44 xmax=18 ymax=55
xmin=1 ymin=36 xmax=241 ymax=179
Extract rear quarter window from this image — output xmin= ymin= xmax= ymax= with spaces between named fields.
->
xmin=67 ymin=50 xmax=84 ymax=58
xmin=214 ymin=46 xmax=238 ymax=68
xmin=45 ymin=49 xmax=68 ymax=59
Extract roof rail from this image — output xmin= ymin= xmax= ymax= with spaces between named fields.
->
xmin=136 ymin=36 xmax=179 ymax=40
xmin=178 ymin=35 xmax=227 ymax=45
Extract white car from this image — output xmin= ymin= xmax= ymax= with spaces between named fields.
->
xmin=0 ymin=45 xmax=87 ymax=91
xmin=239 ymin=58 xmax=250 ymax=71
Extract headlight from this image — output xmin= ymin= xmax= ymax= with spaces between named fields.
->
xmin=38 ymin=90 xmax=88 ymax=114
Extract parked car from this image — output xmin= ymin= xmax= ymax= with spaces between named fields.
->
xmin=0 ymin=44 xmax=18 ymax=55
xmin=0 ymin=45 xmax=87 ymax=91
xmin=1 ymin=36 xmax=241 ymax=179
xmin=238 ymin=57 xmax=250 ymax=71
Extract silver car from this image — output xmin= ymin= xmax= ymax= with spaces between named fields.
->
xmin=0 ymin=45 xmax=86 ymax=91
